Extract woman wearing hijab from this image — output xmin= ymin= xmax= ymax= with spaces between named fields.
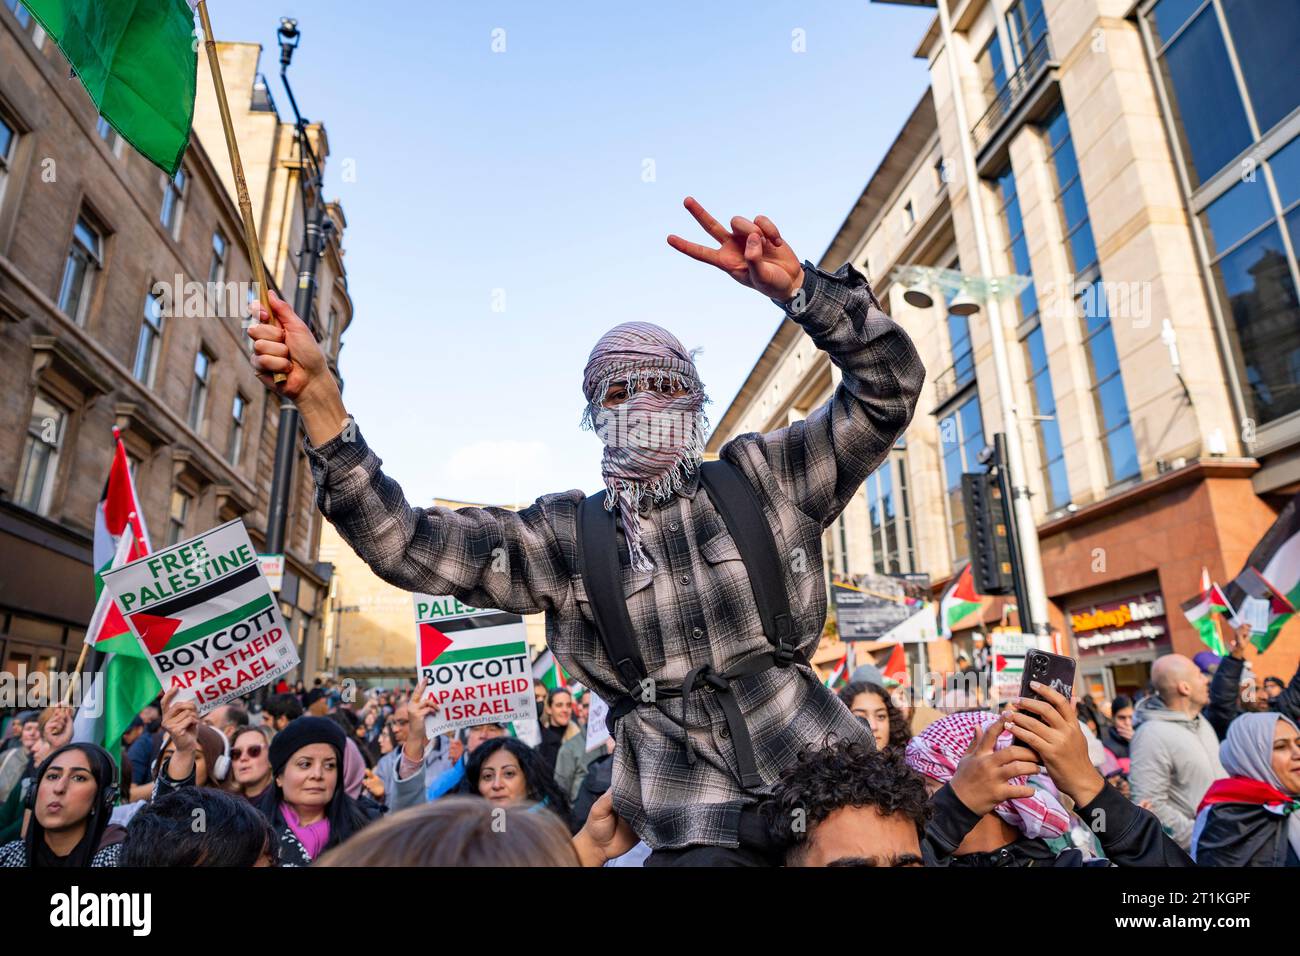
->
xmin=909 ymin=681 xmax=1191 ymax=866
xmin=1193 ymin=712 xmax=1300 ymax=866
xmin=0 ymin=742 xmax=124 ymax=867
xmin=155 ymin=689 xmax=377 ymax=866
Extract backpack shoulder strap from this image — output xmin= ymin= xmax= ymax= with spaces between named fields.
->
xmin=576 ymin=492 xmax=648 ymax=693
xmin=699 ymin=459 xmax=797 ymax=663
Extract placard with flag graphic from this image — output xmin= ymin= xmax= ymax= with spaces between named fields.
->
xmin=99 ymin=519 xmax=298 ymax=713
xmin=414 ymin=595 xmax=534 ymax=736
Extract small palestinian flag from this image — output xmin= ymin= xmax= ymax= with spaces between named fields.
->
xmin=1180 ymin=567 xmax=1233 ymax=656
xmin=420 ymin=611 xmax=527 ymax=668
xmin=72 ymin=429 xmax=159 ymax=767
xmin=1222 ymin=492 xmax=1300 ymax=653
xmin=823 ymin=651 xmax=850 ymax=689
xmin=533 ymin=648 xmax=569 ymax=690
xmin=939 ymin=563 xmax=982 ymax=638
xmin=882 ymin=643 xmax=909 ymax=688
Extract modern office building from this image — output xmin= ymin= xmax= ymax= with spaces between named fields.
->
xmin=708 ymin=0 xmax=1299 ymax=699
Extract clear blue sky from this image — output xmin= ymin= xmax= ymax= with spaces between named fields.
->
xmin=209 ymin=0 xmax=935 ymax=505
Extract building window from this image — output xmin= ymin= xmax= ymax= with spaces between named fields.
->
xmin=934 ymin=156 xmax=947 ymax=191
xmin=1146 ymin=0 xmax=1298 ymax=191
xmin=134 ymin=291 xmax=166 ymax=386
xmin=227 ymin=392 xmax=246 ymax=465
xmin=0 ymin=112 xmax=15 ymax=212
xmin=1045 ymin=106 xmax=1097 ymax=275
xmin=1044 ymin=105 xmax=1139 ymax=485
xmin=1201 ymin=137 xmax=1300 ymax=426
xmin=160 ymin=166 xmax=187 ymax=237
xmin=166 ymin=489 xmax=191 ymax=546
xmin=994 ymin=162 xmax=1070 ymax=509
xmin=6 ymin=1 xmax=30 ymax=28
xmin=866 ymin=450 xmax=916 ymax=575
xmin=188 ymin=347 xmax=212 ymax=431
xmin=902 ymin=200 xmax=916 ymax=232
xmin=1024 ymin=327 xmax=1071 ymax=509
xmin=1005 ymin=0 xmax=1048 ymax=66
xmin=16 ymin=394 xmax=67 ymax=516
xmin=1079 ymin=280 xmax=1140 ymax=484
xmin=975 ymin=34 xmax=1008 ymax=108
xmin=209 ymin=231 xmax=227 ymax=286
xmin=947 ymin=300 xmax=975 ymax=390
xmin=1144 ymin=0 xmax=1300 ymax=431
xmin=939 ymin=394 xmax=986 ymax=564
xmin=57 ymin=216 xmax=103 ymax=326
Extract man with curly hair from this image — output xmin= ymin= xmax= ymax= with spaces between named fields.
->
xmin=767 ymin=738 xmax=931 ymax=867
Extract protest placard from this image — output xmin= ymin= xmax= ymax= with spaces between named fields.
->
xmin=991 ymin=631 xmax=1035 ymax=703
xmin=99 ymin=519 xmax=298 ymax=714
xmin=586 ymin=694 xmax=610 ymax=751
xmin=414 ymin=594 xmax=535 ymax=736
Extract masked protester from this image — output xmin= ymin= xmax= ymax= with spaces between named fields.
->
xmin=247 ymin=198 xmax=923 ymax=864
xmin=910 ymin=683 xmax=1191 ymax=867
xmin=1194 ymin=713 xmax=1300 ymax=866
xmin=0 ymin=743 xmax=125 ymax=867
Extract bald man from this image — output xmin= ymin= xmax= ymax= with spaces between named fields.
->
xmin=1129 ymin=654 xmax=1226 ymax=850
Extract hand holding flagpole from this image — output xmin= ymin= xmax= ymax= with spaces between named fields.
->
xmin=195 ymin=0 xmax=286 ymax=384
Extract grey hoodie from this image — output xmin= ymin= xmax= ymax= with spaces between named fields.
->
xmin=1129 ymin=695 xmax=1225 ymax=850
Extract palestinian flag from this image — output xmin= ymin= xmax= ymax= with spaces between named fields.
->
xmin=1223 ymin=492 xmax=1300 ymax=653
xmin=823 ymin=651 xmax=850 ymax=689
xmin=939 ymin=563 xmax=982 ymax=638
xmin=419 ymin=611 xmax=527 ymax=669
xmin=1180 ymin=567 xmax=1233 ymax=655
xmin=882 ymin=643 xmax=909 ymax=688
xmin=73 ymin=429 xmax=160 ymax=767
xmin=533 ymin=648 xmax=569 ymax=690
xmin=21 ymin=0 xmax=199 ymax=176
xmin=128 ymin=561 xmax=273 ymax=658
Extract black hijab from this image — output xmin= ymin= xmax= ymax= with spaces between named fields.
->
xmin=25 ymin=743 xmax=117 ymax=868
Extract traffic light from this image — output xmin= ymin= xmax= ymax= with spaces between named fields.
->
xmin=962 ymin=471 xmax=1014 ymax=595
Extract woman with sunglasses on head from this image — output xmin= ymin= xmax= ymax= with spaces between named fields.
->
xmin=0 ymin=742 xmax=125 ymax=867
xmin=231 ymin=726 xmax=274 ymax=802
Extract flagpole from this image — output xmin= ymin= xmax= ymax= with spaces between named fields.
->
xmin=195 ymin=0 xmax=286 ymax=384
xmin=62 ymin=643 xmax=90 ymax=707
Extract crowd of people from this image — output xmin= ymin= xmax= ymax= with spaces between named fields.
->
xmin=0 ymin=616 xmax=1295 ymax=868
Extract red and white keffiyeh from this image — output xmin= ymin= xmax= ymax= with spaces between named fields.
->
xmin=905 ymin=710 xmax=1071 ymax=840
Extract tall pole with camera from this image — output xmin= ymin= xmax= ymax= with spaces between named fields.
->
xmin=266 ymin=17 xmax=335 ymax=560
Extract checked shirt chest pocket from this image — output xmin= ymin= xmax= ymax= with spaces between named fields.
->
xmin=572 ymin=568 xmax=663 ymax=676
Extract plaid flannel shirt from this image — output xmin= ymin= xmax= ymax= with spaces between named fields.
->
xmin=304 ymin=260 xmax=924 ymax=850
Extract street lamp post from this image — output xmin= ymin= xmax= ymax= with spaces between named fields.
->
xmin=265 ymin=17 xmax=335 ymax=559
